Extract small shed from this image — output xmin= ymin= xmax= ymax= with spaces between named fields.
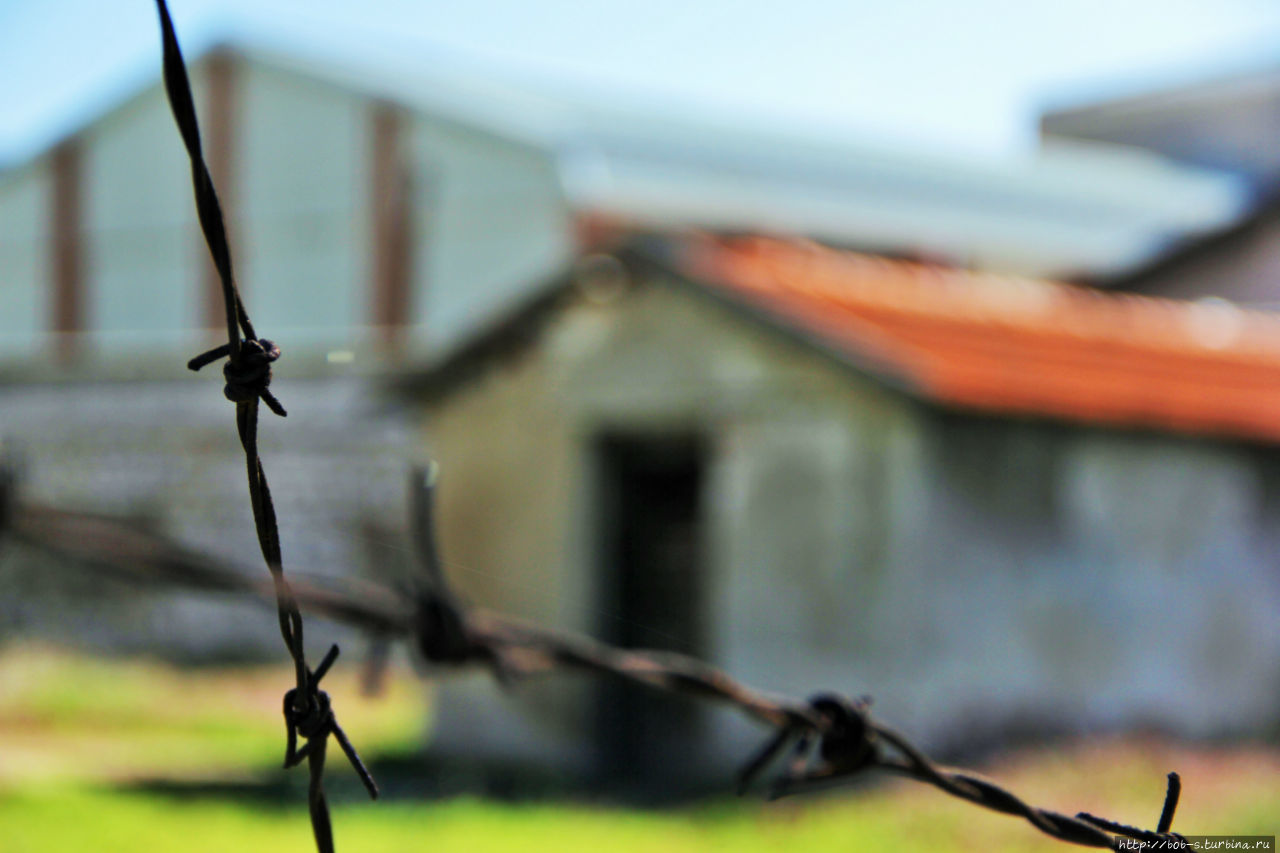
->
xmin=408 ymin=235 xmax=1280 ymax=787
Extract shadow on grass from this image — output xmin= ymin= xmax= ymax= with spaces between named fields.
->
xmin=118 ymin=749 xmax=736 ymax=810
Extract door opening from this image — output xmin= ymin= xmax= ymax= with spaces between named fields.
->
xmin=592 ymin=432 xmax=707 ymax=796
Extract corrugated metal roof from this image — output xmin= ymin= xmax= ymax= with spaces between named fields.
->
xmin=684 ymin=236 xmax=1280 ymax=443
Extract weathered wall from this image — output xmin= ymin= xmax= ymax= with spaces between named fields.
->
xmin=423 ymin=272 xmax=921 ymax=770
xmin=4 ymin=254 xmax=1277 ymax=775
xmin=0 ymin=373 xmax=417 ymax=661
xmin=422 ymin=268 xmax=1280 ymax=779
xmin=888 ymin=416 xmax=1280 ymax=745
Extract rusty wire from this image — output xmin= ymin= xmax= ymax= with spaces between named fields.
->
xmin=1 ymin=464 xmax=1193 ymax=852
xmin=0 ymin=4 xmax=1195 ymax=849
xmin=399 ymin=466 xmax=1193 ymax=852
xmin=152 ymin=2 xmax=376 ymax=850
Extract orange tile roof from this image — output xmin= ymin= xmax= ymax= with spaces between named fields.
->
xmin=683 ymin=236 xmax=1280 ymax=443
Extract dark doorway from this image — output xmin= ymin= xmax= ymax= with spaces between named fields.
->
xmin=592 ymin=432 xmax=707 ymax=797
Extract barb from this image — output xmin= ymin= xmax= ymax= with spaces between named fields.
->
xmin=283 ymin=644 xmax=380 ymax=806
xmin=152 ymin=2 xmax=374 ymax=850
xmin=1078 ymin=773 xmax=1190 ymax=850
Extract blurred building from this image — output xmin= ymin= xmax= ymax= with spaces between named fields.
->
xmin=412 ymin=235 xmax=1280 ymax=785
xmin=0 ymin=39 xmax=1248 ymax=366
xmin=1 ymin=34 xmax=1277 ymax=785
xmin=1044 ymin=61 xmax=1280 ymax=304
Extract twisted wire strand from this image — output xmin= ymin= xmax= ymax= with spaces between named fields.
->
xmin=152 ymin=3 xmax=375 ymax=850
xmin=1 ymin=472 xmax=1188 ymax=851
xmin=20 ymin=8 xmax=1195 ymax=844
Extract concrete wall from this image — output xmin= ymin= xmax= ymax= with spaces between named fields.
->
xmin=900 ymin=416 xmax=1280 ymax=745
xmin=421 ymin=271 xmax=934 ymax=770
xmin=0 ymin=373 xmax=418 ymax=661
xmin=422 ymin=266 xmax=1280 ymax=780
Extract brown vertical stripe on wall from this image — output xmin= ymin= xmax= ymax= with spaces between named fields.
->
xmin=370 ymin=103 xmax=413 ymax=352
xmin=202 ymin=50 xmax=236 ymax=332
xmin=50 ymin=140 xmax=83 ymax=363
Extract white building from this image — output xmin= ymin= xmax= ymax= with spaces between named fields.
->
xmin=0 ymin=35 xmax=1249 ymax=373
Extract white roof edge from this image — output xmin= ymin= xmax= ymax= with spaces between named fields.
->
xmin=228 ymin=37 xmax=577 ymax=152
xmin=224 ymin=37 xmax=1253 ymax=269
xmin=557 ymin=127 xmax=1247 ymax=279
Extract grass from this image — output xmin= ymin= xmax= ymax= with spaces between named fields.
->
xmin=0 ymin=644 xmax=1276 ymax=852
xmin=0 ymin=644 xmax=427 ymax=784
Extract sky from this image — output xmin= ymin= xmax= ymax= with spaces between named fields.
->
xmin=2 ymin=0 xmax=1280 ymax=168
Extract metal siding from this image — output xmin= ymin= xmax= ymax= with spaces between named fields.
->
xmin=2 ymin=56 xmax=576 ymax=362
xmin=239 ymin=63 xmax=368 ymax=342
xmin=0 ymin=162 xmax=48 ymax=357
xmin=82 ymin=84 xmax=197 ymax=345
xmin=408 ymin=116 xmax=574 ymax=353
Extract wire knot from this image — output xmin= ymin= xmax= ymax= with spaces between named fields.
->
xmin=281 ymin=645 xmax=379 ymax=801
xmin=223 ymin=337 xmax=280 ymax=403
xmin=284 ymin=687 xmax=334 ymax=741
xmin=809 ymin=693 xmax=876 ymax=773
xmin=737 ymin=692 xmax=877 ymax=797
xmin=414 ymin=594 xmax=477 ymax=664
xmin=188 ymin=338 xmax=287 ymax=417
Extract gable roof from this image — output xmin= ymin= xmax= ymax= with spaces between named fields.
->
xmin=413 ymin=235 xmax=1280 ymax=445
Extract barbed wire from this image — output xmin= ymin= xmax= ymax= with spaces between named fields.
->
xmin=0 ymin=3 xmax=1196 ymax=849
xmin=153 ymin=2 xmax=375 ymax=850
xmin=0 ymin=464 xmax=1193 ymax=852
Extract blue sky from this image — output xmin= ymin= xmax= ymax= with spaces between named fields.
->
xmin=2 ymin=0 xmax=1280 ymax=167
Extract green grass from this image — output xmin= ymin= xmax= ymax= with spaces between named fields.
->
xmin=3 ymin=774 xmax=1275 ymax=853
xmin=1 ymin=789 xmax=899 ymax=853
xmin=0 ymin=645 xmax=1276 ymax=852
xmin=0 ymin=644 xmax=426 ymax=783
